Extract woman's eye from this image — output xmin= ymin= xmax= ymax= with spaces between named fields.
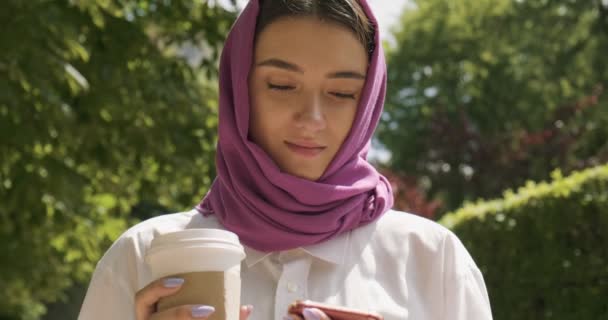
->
xmin=331 ymin=92 xmax=356 ymax=100
xmin=267 ymin=83 xmax=294 ymax=91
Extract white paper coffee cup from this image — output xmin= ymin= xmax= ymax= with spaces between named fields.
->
xmin=145 ymin=228 xmax=246 ymax=320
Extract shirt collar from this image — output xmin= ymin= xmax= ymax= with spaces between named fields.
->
xmin=243 ymin=231 xmax=350 ymax=268
xmin=243 ymin=247 xmax=272 ymax=268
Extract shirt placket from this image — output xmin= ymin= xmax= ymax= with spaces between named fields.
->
xmin=274 ymin=252 xmax=312 ymax=320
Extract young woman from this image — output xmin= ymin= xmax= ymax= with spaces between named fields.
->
xmin=78 ymin=0 xmax=493 ymax=319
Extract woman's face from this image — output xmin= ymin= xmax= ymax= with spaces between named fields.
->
xmin=249 ymin=17 xmax=368 ymax=181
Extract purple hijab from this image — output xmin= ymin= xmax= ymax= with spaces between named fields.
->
xmin=196 ymin=0 xmax=394 ymax=252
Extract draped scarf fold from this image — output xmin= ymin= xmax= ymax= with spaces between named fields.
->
xmin=196 ymin=0 xmax=394 ymax=252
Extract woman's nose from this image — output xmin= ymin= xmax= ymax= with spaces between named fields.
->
xmin=294 ymin=94 xmax=326 ymax=132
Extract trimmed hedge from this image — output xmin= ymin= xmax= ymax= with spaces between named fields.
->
xmin=440 ymin=164 xmax=608 ymax=320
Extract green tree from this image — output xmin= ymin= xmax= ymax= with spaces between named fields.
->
xmin=380 ymin=0 xmax=608 ymax=213
xmin=0 ymin=1 xmax=236 ymax=319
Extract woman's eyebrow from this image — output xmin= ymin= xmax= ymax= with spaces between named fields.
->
xmin=256 ymin=58 xmax=366 ymax=80
xmin=327 ymin=71 xmax=366 ymax=80
xmin=256 ymin=58 xmax=303 ymax=73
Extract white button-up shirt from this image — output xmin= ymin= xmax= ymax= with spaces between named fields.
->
xmin=78 ymin=210 xmax=493 ymax=320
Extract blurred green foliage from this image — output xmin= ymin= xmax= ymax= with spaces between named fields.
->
xmin=0 ymin=1 xmax=236 ymax=319
xmin=440 ymin=163 xmax=608 ymax=319
xmin=381 ymin=0 xmax=608 ymax=213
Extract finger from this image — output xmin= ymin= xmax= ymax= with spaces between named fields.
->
xmin=302 ymin=308 xmax=331 ymax=320
xmin=240 ymin=305 xmax=254 ymax=320
xmin=135 ymin=277 xmax=185 ymax=320
xmin=149 ymin=304 xmax=215 ymax=320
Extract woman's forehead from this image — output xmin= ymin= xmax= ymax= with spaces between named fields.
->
xmin=253 ymin=17 xmax=368 ymax=73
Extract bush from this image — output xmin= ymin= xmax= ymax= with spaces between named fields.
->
xmin=440 ymin=164 xmax=608 ymax=319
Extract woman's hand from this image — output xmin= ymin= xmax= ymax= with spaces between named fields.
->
xmin=286 ymin=308 xmax=330 ymax=320
xmin=135 ymin=277 xmax=253 ymax=320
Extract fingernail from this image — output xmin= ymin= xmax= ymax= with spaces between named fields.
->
xmin=163 ymin=277 xmax=184 ymax=288
xmin=192 ymin=305 xmax=215 ymax=318
xmin=303 ymin=308 xmax=322 ymax=320
xmin=245 ymin=305 xmax=254 ymax=313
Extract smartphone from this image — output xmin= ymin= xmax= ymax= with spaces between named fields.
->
xmin=288 ymin=300 xmax=384 ymax=320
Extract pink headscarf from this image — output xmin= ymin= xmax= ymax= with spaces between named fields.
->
xmin=197 ymin=0 xmax=393 ymax=252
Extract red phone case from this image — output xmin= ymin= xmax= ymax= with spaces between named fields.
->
xmin=288 ymin=300 xmax=384 ymax=320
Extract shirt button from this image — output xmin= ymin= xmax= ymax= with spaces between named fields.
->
xmin=287 ymin=282 xmax=299 ymax=293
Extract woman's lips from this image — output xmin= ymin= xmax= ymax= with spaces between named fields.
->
xmin=285 ymin=141 xmax=326 ymax=157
